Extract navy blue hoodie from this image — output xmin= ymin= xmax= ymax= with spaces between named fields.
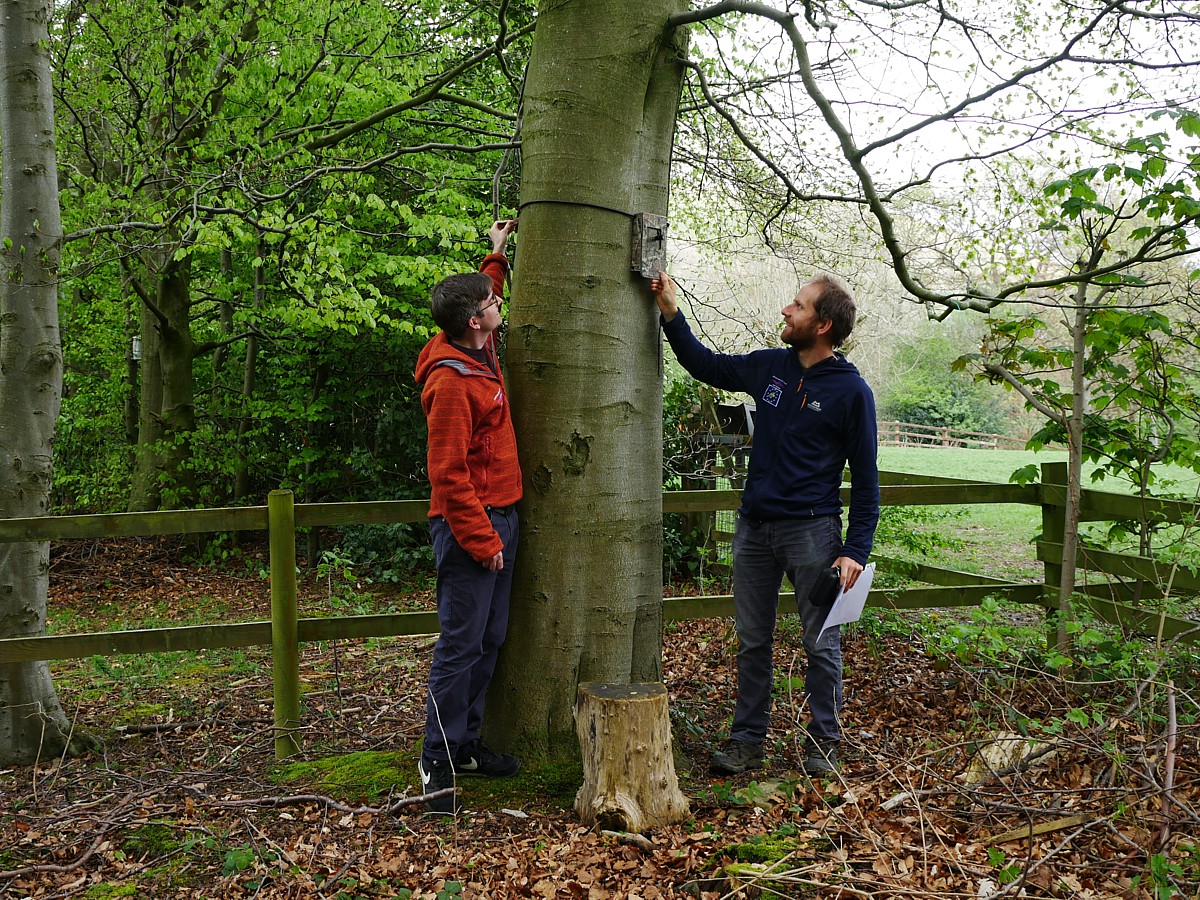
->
xmin=663 ymin=312 xmax=880 ymax=564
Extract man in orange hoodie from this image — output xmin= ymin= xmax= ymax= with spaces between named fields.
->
xmin=413 ymin=219 xmax=522 ymax=815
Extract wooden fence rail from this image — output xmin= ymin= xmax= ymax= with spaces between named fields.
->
xmin=877 ymin=420 xmax=1028 ymax=450
xmin=0 ymin=463 xmax=1196 ymax=757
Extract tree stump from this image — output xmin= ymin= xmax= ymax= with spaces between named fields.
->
xmin=574 ymin=682 xmax=690 ymax=833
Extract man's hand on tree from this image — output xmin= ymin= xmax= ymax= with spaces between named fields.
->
xmin=650 ymin=271 xmax=679 ymax=322
xmin=490 ymin=219 xmax=517 ymax=254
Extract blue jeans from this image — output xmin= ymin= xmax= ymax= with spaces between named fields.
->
xmin=729 ymin=513 xmax=843 ymax=747
xmin=423 ymin=507 xmax=518 ymax=762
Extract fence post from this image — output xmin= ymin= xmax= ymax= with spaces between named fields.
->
xmin=1040 ymin=461 xmax=1069 ymax=652
xmin=269 ymin=489 xmax=302 ymax=758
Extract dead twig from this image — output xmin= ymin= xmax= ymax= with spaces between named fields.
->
xmin=181 ymin=785 xmax=454 ymax=816
xmin=601 ymin=829 xmax=655 ymax=851
xmin=116 ymin=717 xmax=269 ymax=734
xmin=0 ymin=830 xmax=113 ymax=881
xmin=1158 ymin=678 xmax=1177 ymax=852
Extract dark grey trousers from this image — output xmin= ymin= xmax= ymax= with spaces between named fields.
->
xmin=728 ymin=513 xmax=844 ymax=747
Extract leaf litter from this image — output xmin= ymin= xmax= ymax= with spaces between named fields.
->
xmin=1 ymin=538 xmax=1196 ymax=898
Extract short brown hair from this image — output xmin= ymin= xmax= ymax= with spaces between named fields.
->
xmin=430 ymin=272 xmax=493 ymax=338
xmin=809 ymin=274 xmax=856 ymax=349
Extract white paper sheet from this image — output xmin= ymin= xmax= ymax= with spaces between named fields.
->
xmin=817 ymin=562 xmax=876 ymax=643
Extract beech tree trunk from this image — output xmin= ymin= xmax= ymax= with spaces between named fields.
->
xmin=233 ymin=251 xmax=264 ymax=504
xmin=0 ymin=0 xmax=86 ymax=764
xmin=128 ymin=295 xmax=165 ymax=509
xmin=487 ymin=0 xmax=688 ymax=759
xmin=128 ymin=257 xmax=197 ymax=511
xmin=574 ymin=683 xmax=690 ymax=833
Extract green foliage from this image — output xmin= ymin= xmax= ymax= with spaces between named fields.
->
xmin=662 ymin=513 xmax=715 ymax=584
xmin=51 ymin=0 xmax=532 ymax=512
xmin=924 ymin=595 xmax=1148 ymax=681
xmin=987 ymin=847 xmax=1024 ymax=886
xmin=1141 ymin=852 xmax=1187 ymax=900
xmin=873 ymin=504 xmax=965 ymax=559
xmin=221 ymin=847 xmax=257 ymax=877
xmin=990 ymin=299 xmax=1200 ymax=558
xmin=880 ymin=331 xmax=1008 ymax=435
xmin=924 ymin=597 xmax=1032 ymax=666
xmin=315 ymin=550 xmax=378 ymax=615
xmin=920 ymin=594 xmax=1200 ymax=699
xmin=333 ymin=523 xmax=434 ymax=583
xmin=55 ymin=284 xmax=134 ymax=512
xmin=662 ymin=370 xmax=712 ymax=479
xmin=662 ymin=372 xmax=722 ymax=581
xmin=959 ymin=110 xmax=1200 ymax=614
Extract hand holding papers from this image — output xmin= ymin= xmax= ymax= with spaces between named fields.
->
xmin=816 ymin=562 xmax=875 ymax=643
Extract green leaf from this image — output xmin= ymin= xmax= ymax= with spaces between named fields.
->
xmin=1176 ymin=110 xmax=1200 ymax=138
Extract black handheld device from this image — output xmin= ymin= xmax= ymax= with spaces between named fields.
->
xmin=808 ymin=566 xmax=841 ymax=609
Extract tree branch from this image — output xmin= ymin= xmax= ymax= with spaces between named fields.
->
xmin=281 ymin=22 xmax=535 ymax=160
xmin=982 ymin=362 xmax=1067 ymax=425
xmin=433 ymin=92 xmax=518 ymax=122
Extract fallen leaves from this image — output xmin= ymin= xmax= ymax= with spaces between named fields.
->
xmin=0 ymin=543 xmax=1194 ymax=897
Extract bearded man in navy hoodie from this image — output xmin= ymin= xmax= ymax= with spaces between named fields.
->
xmin=651 ymin=272 xmax=880 ymax=777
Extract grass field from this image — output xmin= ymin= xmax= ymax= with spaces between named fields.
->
xmin=875 ymin=447 xmax=1200 ymax=580
xmin=878 ymin=445 xmax=1200 ymax=495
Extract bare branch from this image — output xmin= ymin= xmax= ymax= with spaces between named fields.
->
xmin=983 ymin=362 xmax=1067 ymax=425
xmin=285 ymin=22 xmax=535 ymax=160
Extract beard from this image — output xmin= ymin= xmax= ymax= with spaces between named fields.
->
xmin=782 ymin=322 xmax=818 ymax=351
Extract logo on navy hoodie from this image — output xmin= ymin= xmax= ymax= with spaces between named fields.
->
xmin=762 ymin=377 xmax=786 ymax=408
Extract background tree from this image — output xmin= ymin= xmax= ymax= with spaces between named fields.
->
xmin=0 ymin=0 xmax=89 ymax=764
xmin=1 ymin=0 xmax=534 ymax=763
xmin=53 ymin=0 xmax=532 ymax=512
xmin=972 ymin=140 xmax=1200 ymax=615
xmin=878 ymin=330 xmax=1010 ymax=437
xmin=663 ymin=0 xmax=1200 ymax=645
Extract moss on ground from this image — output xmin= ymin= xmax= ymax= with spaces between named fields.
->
xmin=459 ymin=757 xmax=582 ymax=811
xmin=112 ymin=703 xmax=168 ymax=726
xmin=725 ymin=833 xmax=804 ymax=863
xmin=271 ymin=744 xmax=582 ymax=813
xmin=273 ymin=750 xmax=411 ymax=802
xmin=83 ymin=884 xmax=139 ymax=899
xmin=121 ymin=823 xmax=183 ymax=858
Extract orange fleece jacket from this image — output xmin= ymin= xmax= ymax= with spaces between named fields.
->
xmin=414 ymin=253 xmax=522 ymax=563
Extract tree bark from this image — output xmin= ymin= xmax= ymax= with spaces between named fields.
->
xmin=1055 ymin=283 xmax=1089 ymax=649
xmin=574 ymin=683 xmax=689 ymax=833
xmin=128 ymin=293 xmax=166 ymax=510
xmin=155 ymin=258 xmax=198 ymax=508
xmin=233 ymin=246 xmax=264 ymax=504
xmin=0 ymin=0 xmax=88 ymax=764
xmin=128 ymin=249 xmax=197 ymax=512
xmin=487 ymin=0 xmax=688 ymax=759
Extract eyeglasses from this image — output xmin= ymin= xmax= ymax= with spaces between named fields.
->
xmin=475 ymin=293 xmax=502 ymax=317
